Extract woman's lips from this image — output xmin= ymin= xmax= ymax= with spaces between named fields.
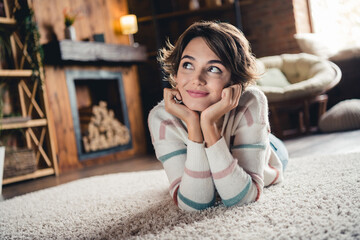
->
xmin=187 ymin=90 xmax=209 ymax=98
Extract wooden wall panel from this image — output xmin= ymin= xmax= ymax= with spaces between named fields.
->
xmin=44 ymin=66 xmax=81 ymax=171
xmin=122 ymin=66 xmax=146 ymax=154
xmin=32 ymin=0 xmax=130 ymax=45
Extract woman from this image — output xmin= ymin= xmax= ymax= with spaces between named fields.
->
xmin=148 ymin=21 xmax=288 ymax=211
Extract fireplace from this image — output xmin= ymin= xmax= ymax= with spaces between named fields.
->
xmin=66 ymin=70 xmax=132 ymax=161
xmin=43 ymin=40 xmax=147 ymax=172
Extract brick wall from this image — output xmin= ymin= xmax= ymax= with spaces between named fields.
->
xmin=241 ymin=0 xmax=311 ymax=58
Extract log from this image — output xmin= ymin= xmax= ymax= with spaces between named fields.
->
xmin=81 ymin=101 xmax=131 ymax=152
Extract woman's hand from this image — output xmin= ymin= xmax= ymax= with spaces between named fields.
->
xmin=163 ymin=88 xmax=203 ymax=143
xmin=201 ymin=84 xmax=242 ymax=147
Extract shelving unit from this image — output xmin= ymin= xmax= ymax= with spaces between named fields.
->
xmin=137 ymin=3 xmax=243 ymax=23
xmin=0 ymin=0 xmax=58 ymax=185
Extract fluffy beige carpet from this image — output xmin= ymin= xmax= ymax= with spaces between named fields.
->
xmin=1 ymin=152 xmax=359 ymax=239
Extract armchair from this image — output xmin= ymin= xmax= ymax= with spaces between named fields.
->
xmin=256 ymin=53 xmax=342 ymax=138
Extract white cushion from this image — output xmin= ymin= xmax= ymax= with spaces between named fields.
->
xmin=294 ymin=33 xmax=342 ymax=59
xmin=329 ymin=47 xmax=360 ymax=62
xmin=257 ymin=68 xmax=291 ymax=88
xmin=319 ymin=99 xmax=360 ymax=132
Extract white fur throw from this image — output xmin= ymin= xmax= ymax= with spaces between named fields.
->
xmin=1 ymin=152 xmax=360 ymax=239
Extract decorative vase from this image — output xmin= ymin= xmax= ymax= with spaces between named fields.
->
xmin=189 ymin=0 xmax=200 ymax=10
xmin=64 ymin=26 xmax=76 ymax=41
xmin=205 ymin=0 xmax=222 ymax=7
xmin=0 ymin=146 xmax=5 ymax=194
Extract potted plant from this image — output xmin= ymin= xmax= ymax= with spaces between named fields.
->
xmin=63 ymin=7 xmax=79 ymax=40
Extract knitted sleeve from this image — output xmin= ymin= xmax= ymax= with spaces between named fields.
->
xmin=205 ymin=89 xmax=269 ymax=207
xmin=148 ymin=103 xmax=215 ymax=211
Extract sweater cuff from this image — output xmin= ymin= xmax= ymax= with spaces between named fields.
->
xmin=185 ymin=140 xmax=209 ymax=171
xmin=205 ymin=137 xmax=234 ymax=172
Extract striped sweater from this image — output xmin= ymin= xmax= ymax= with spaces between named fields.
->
xmin=148 ymin=86 xmax=284 ymax=211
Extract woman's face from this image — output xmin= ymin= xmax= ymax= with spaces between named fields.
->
xmin=174 ymin=37 xmax=231 ymax=112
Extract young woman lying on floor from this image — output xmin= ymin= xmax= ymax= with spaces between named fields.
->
xmin=148 ymin=21 xmax=288 ymax=211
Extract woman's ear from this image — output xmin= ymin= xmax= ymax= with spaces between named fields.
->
xmin=172 ymin=74 xmax=178 ymax=88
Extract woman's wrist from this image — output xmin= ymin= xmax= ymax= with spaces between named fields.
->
xmin=201 ymin=120 xmax=221 ymax=147
xmin=186 ymin=114 xmax=204 ymax=143
xmin=187 ymin=122 xmax=203 ymax=143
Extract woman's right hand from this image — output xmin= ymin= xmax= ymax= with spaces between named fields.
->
xmin=163 ymin=88 xmax=203 ymax=143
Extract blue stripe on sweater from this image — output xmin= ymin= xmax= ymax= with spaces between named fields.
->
xmin=178 ymin=191 xmax=216 ymax=210
xmin=222 ymin=177 xmax=252 ymax=207
xmin=158 ymin=148 xmax=187 ymax=163
xmin=231 ymin=143 xmax=266 ymax=150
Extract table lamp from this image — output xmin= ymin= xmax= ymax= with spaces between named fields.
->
xmin=120 ymin=14 xmax=138 ymax=46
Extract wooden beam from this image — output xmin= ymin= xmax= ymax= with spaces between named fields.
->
xmin=2 ymin=168 xmax=55 ymax=185
xmin=43 ymin=40 xmax=147 ymax=64
xmin=28 ymin=128 xmax=52 ymax=167
xmin=19 ymin=80 xmax=45 ymax=118
xmin=0 ymin=70 xmax=33 ymax=78
xmin=0 ymin=118 xmax=47 ymax=130
xmin=0 ymin=17 xmax=16 ymax=26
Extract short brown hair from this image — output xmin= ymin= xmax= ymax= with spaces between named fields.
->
xmin=158 ymin=21 xmax=258 ymax=89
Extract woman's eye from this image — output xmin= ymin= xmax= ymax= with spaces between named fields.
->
xmin=208 ymin=66 xmax=222 ymax=73
xmin=182 ymin=62 xmax=193 ymax=70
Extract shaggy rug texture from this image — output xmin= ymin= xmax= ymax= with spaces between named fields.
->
xmin=1 ymin=152 xmax=359 ymax=239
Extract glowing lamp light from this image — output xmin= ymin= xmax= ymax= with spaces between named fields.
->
xmin=120 ymin=14 xmax=138 ymax=35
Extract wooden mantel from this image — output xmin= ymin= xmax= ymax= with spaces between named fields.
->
xmin=43 ymin=40 xmax=147 ymax=64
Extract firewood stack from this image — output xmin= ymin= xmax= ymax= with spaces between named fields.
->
xmin=80 ymin=101 xmax=130 ymax=152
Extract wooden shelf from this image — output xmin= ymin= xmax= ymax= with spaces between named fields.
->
xmin=1 ymin=118 xmax=47 ymax=130
xmin=138 ymin=4 xmax=232 ymax=23
xmin=0 ymin=16 xmax=16 ymax=28
xmin=0 ymin=69 xmax=33 ymax=78
xmin=1 ymin=0 xmax=59 ymax=186
xmin=138 ymin=1 xmax=252 ymax=23
xmin=2 ymin=168 xmax=55 ymax=185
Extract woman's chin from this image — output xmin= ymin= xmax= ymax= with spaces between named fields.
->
xmin=185 ymin=102 xmax=208 ymax=112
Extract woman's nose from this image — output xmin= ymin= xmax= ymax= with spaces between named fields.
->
xmin=191 ymin=70 xmax=206 ymax=85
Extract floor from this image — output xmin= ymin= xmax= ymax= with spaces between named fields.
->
xmin=1 ymin=129 xmax=360 ymax=201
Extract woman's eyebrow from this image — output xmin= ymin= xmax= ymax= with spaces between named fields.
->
xmin=181 ymin=55 xmax=224 ymax=66
xmin=208 ymin=59 xmax=224 ymax=65
xmin=181 ymin=55 xmax=195 ymax=61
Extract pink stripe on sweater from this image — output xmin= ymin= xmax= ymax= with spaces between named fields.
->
xmin=184 ymin=167 xmax=212 ymax=179
xmin=254 ymin=181 xmax=261 ymax=201
xmin=173 ymin=186 xmax=180 ymax=206
xmin=212 ymin=159 xmax=238 ymax=180
xmin=169 ymin=177 xmax=182 ymax=192
xmin=244 ymin=109 xmax=254 ymax=126
xmin=246 ymin=171 xmax=263 ymax=201
xmin=268 ymin=164 xmax=280 ymax=185
xmin=159 ymin=119 xmax=182 ymax=140
xmin=237 ymin=106 xmax=253 ymax=126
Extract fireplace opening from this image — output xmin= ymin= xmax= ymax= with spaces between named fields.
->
xmin=66 ymin=70 xmax=132 ymax=161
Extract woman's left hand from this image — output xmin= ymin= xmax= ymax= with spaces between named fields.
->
xmin=200 ymin=84 xmax=242 ymax=146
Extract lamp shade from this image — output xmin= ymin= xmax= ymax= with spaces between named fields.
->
xmin=120 ymin=14 xmax=138 ymax=35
